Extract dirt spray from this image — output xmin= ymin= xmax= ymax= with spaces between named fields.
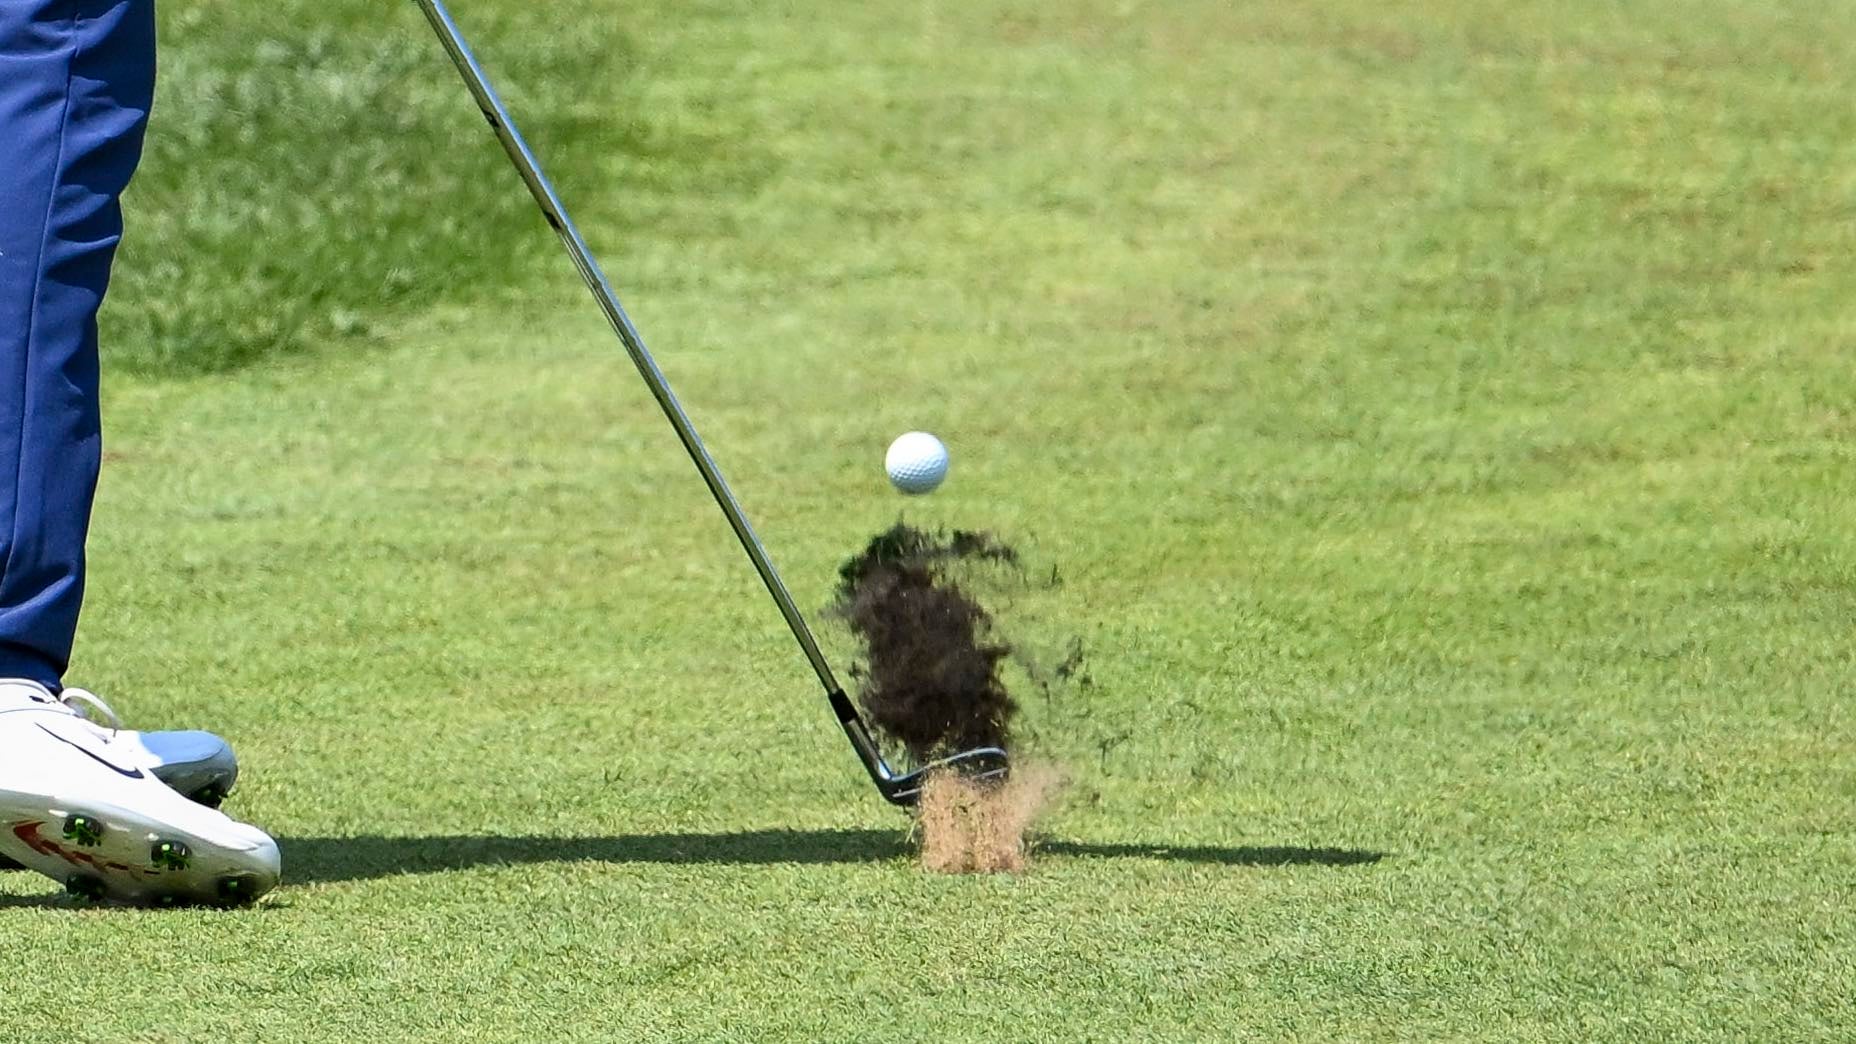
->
xmin=835 ymin=525 xmax=1066 ymax=873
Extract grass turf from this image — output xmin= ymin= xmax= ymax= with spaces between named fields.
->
xmin=3 ymin=0 xmax=1853 ymax=1038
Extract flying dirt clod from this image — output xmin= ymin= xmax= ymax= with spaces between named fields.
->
xmin=835 ymin=524 xmax=1071 ymax=873
xmin=834 ymin=525 xmax=1021 ymax=762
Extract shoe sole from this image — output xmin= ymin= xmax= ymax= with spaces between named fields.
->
xmin=3 ymin=801 xmax=277 ymax=907
xmin=0 ymin=777 xmax=230 ymax=873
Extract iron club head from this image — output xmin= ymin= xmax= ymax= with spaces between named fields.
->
xmin=834 ymin=691 xmax=1010 ymax=807
xmin=877 ymin=746 xmax=1010 ymax=807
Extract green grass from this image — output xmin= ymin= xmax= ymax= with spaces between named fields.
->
xmin=5 ymin=0 xmax=1855 ymax=1038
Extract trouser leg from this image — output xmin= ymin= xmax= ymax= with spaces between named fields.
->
xmin=0 ymin=0 xmax=156 ymax=686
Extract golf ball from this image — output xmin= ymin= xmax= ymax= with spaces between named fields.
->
xmin=885 ymin=432 xmax=949 ymax=494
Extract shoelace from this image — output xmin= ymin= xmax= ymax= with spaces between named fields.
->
xmin=58 ymin=687 xmax=124 ymax=736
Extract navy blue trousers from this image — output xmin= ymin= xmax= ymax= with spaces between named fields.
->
xmin=0 ymin=0 xmax=154 ymax=687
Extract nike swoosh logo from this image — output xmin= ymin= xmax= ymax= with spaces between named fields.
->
xmin=35 ymin=724 xmax=146 ymax=779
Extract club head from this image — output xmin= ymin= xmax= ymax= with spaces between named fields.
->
xmin=878 ymin=746 xmax=1010 ymax=807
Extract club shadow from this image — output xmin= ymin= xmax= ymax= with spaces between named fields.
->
xmin=279 ymin=830 xmax=1385 ymax=885
xmin=1040 ymin=841 xmax=1385 ymax=867
xmin=0 ymin=892 xmax=67 ymax=910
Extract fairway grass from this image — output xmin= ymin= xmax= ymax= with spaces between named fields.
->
xmin=3 ymin=0 xmax=1852 ymax=1039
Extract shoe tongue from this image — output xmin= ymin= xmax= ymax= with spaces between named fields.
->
xmin=0 ymin=680 xmax=62 ymax=713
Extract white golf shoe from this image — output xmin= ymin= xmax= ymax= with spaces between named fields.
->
xmin=0 ymin=681 xmax=280 ymax=906
xmin=0 ymin=715 xmax=239 ymax=871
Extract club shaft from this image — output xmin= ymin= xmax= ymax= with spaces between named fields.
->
xmin=411 ymin=0 xmax=845 ymax=698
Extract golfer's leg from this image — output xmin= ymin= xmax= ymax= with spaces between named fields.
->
xmin=0 ymin=0 xmax=156 ymax=687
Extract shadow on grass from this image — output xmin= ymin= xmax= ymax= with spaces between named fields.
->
xmin=0 ymin=893 xmax=68 ymax=909
xmin=279 ymin=830 xmax=1385 ymax=885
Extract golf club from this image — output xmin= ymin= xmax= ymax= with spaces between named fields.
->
xmin=411 ymin=0 xmax=1009 ymax=806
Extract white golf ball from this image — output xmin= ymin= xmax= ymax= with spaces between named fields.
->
xmin=885 ymin=431 xmax=949 ymax=494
